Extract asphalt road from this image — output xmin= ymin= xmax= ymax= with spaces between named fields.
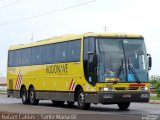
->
xmin=0 ymin=94 xmax=160 ymax=120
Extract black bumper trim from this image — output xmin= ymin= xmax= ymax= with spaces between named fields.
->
xmin=85 ymin=91 xmax=150 ymax=104
xmin=97 ymin=91 xmax=150 ymax=104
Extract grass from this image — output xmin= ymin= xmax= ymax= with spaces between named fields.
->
xmin=0 ymin=90 xmax=6 ymax=92
xmin=150 ymin=95 xmax=160 ymax=100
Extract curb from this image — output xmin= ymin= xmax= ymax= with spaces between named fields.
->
xmin=0 ymin=92 xmax=7 ymax=95
xmin=149 ymin=100 xmax=160 ymax=104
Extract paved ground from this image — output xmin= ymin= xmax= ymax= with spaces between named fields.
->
xmin=0 ymin=94 xmax=160 ymax=120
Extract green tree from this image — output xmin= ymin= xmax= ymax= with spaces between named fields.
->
xmin=150 ymin=75 xmax=160 ymax=97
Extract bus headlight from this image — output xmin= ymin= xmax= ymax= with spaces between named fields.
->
xmin=140 ymin=87 xmax=149 ymax=91
xmin=99 ymin=87 xmax=114 ymax=91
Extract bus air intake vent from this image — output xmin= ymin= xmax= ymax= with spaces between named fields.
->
xmin=115 ymin=87 xmax=126 ymax=90
xmin=129 ymin=87 xmax=139 ymax=90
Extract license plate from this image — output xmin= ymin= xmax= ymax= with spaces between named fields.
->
xmin=123 ymin=94 xmax=131 ymax=98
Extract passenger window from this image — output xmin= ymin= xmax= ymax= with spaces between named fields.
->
xmin=22 ymin=48 xmax=31 ymax=66
xmin=54 ymin=42 xmax=67 ymax=63
xmin=15 ymin=49 xmax=22 ymax=66
xmin=42 ymin=44 xmax=54 ymax=64
xmin=67 ymin=40 xmax=81 ymax=62
xmin=8 ymin=51 xmax=12 ymax=67
xmin=8 ymin=51 xmax=15 ymax=67
xmin=31 ymin=46 xmax=41 ymax=65
xmin=8 ymin=50 xmax=22 ymax=67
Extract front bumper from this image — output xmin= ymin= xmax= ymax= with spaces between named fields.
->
xmin=85 ymin=91 xmax=150 ymax=104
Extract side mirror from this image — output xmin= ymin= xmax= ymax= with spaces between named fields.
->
xmin=147 ymin=54 xmax=152 ymax=70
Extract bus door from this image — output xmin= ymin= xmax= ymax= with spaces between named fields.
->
xmin=84 ymin=37 xmax=97 ymax=85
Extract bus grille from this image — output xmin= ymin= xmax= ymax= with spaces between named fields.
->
xmin=115 ymin=87 xmax=139 ymax=90
xmin=115 ymin=87 xmax=125 ymax=90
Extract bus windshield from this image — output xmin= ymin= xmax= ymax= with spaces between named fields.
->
xmin=96 ymin=38 xmax=148 ymax=83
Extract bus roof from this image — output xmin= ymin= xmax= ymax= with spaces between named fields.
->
xmin=8 ymin=32 xmax=143 ymax=50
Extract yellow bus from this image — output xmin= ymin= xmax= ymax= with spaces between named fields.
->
xmin=7 ymin=33 xmax=152 ymax=110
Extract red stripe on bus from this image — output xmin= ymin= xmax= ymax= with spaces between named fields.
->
xmin=71 ymin=82 xmax=75 ymax=90
xmin=15 ymin=72 xmax=22 ymax=89
xmin=129 ymin=84 xmax=145 ymax=87
xmin=69 ymin=79 xmax=74 ymax=90
xmin=15 ymin=73 xmax=20 ymax=89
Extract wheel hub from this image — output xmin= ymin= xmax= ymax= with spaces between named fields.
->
xmin=30 ymin=91 xmax=34 ymax=102
xmin=23 ymin=93 xmax=26 ymax=100
xmin=79 ymin=93 xmax=85 ymax=103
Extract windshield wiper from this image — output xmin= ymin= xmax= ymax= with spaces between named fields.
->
xmin=128 ymin=59 xmax=140 ymax=84
xmin=116 ymin=58 xmax=124 ymax=79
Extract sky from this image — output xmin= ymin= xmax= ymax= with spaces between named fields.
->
xmin=0 ymin=0 xmax=159 ymax=76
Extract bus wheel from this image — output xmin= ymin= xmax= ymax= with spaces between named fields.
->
xmin=21 ymin=87 xmax=29 ymax=104
xmin=77 ymin=89 xmax=90 ymax=110
xmin=29 ymin=87 xmax=39 ymax=105
xmin=117 ymin=102 xmax=130 ymax=110
xmin=67 ymin=101 xmax=74 ymax=106
xmin=52 ymin=100 xmax=64 ymax=106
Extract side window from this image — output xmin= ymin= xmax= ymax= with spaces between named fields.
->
xmin=42 ymin=44 xmax=54 ymax=64
xmin=8 ymin=51 xmax=11 ymax=67
xmin=31 ymin=46 xmax=41 ymax=65
xmin=15 ymin=49 xmax=22 ymax=66
xmin=67 ymin=40 xmax=81 ymax=62
xmin=8 ymin=51 xmax=12 ymax=67
xmin=22 ymin=48 xmax=31 ymax=66
xmin=8 ymin=50 xmax=22 ymax=67
xmin=8 ymin=51 xmax=15 ymax=67
xmin=54 ymin=42 xmax=67 ymax=63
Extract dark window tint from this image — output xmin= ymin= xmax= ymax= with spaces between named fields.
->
xmin=84 ymin=37 xmax=94 ymax=61
xmin=8 ymin=50 xmax=22 ymax=67
xmin=67 ymin=40 xmax=81 ymax=62
xmin=15 ymin=49 xmax=22 ymax=66
xmin=84 ymin=38 xmax=89 ymax=61
xmin=22 ymin=48 xmax=31 ymax=66
xmin=31 ymin=46 xmax=41 ymax=65
xmin=42 ymin=44 xmax=54 ymax=64
xmin=54 ymin=42 xmax=67 ymax=63
xmin=8 ymin=51 xmax=12 ymax=67
xmin=8 ymin=52 xmax=10 ymax=67
xmin=8 ymin=51 xmax=13 ymax=67
xmin=83 ymin=37 xmax=95 ymax=82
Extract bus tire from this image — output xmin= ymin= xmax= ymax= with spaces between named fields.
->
xmin=117 ymin=102 xmax=130 ymax=110
xmin=67 ymin=101 xmax=74 ymax=106
xmin=29 ymin=87 xmax=39 ymax=105
xmin=21 ymin=87 xmax=29 ymax=104
xmin=77 ymin=89 xmax=90 ymax=110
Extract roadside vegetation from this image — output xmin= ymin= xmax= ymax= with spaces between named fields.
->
xmin=150 ymin=75 xmax=160 ymax=100
xmin=0 ymin=86 xmax=7 ymax=93
xmin=150 ymin=96 xmax=160 ymax=100
xmin=0 ymin=90 xmax=6 ymax=93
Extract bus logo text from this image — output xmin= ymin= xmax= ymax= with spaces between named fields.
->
xmin=46 ymin=64 xmax=68 ymax=74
